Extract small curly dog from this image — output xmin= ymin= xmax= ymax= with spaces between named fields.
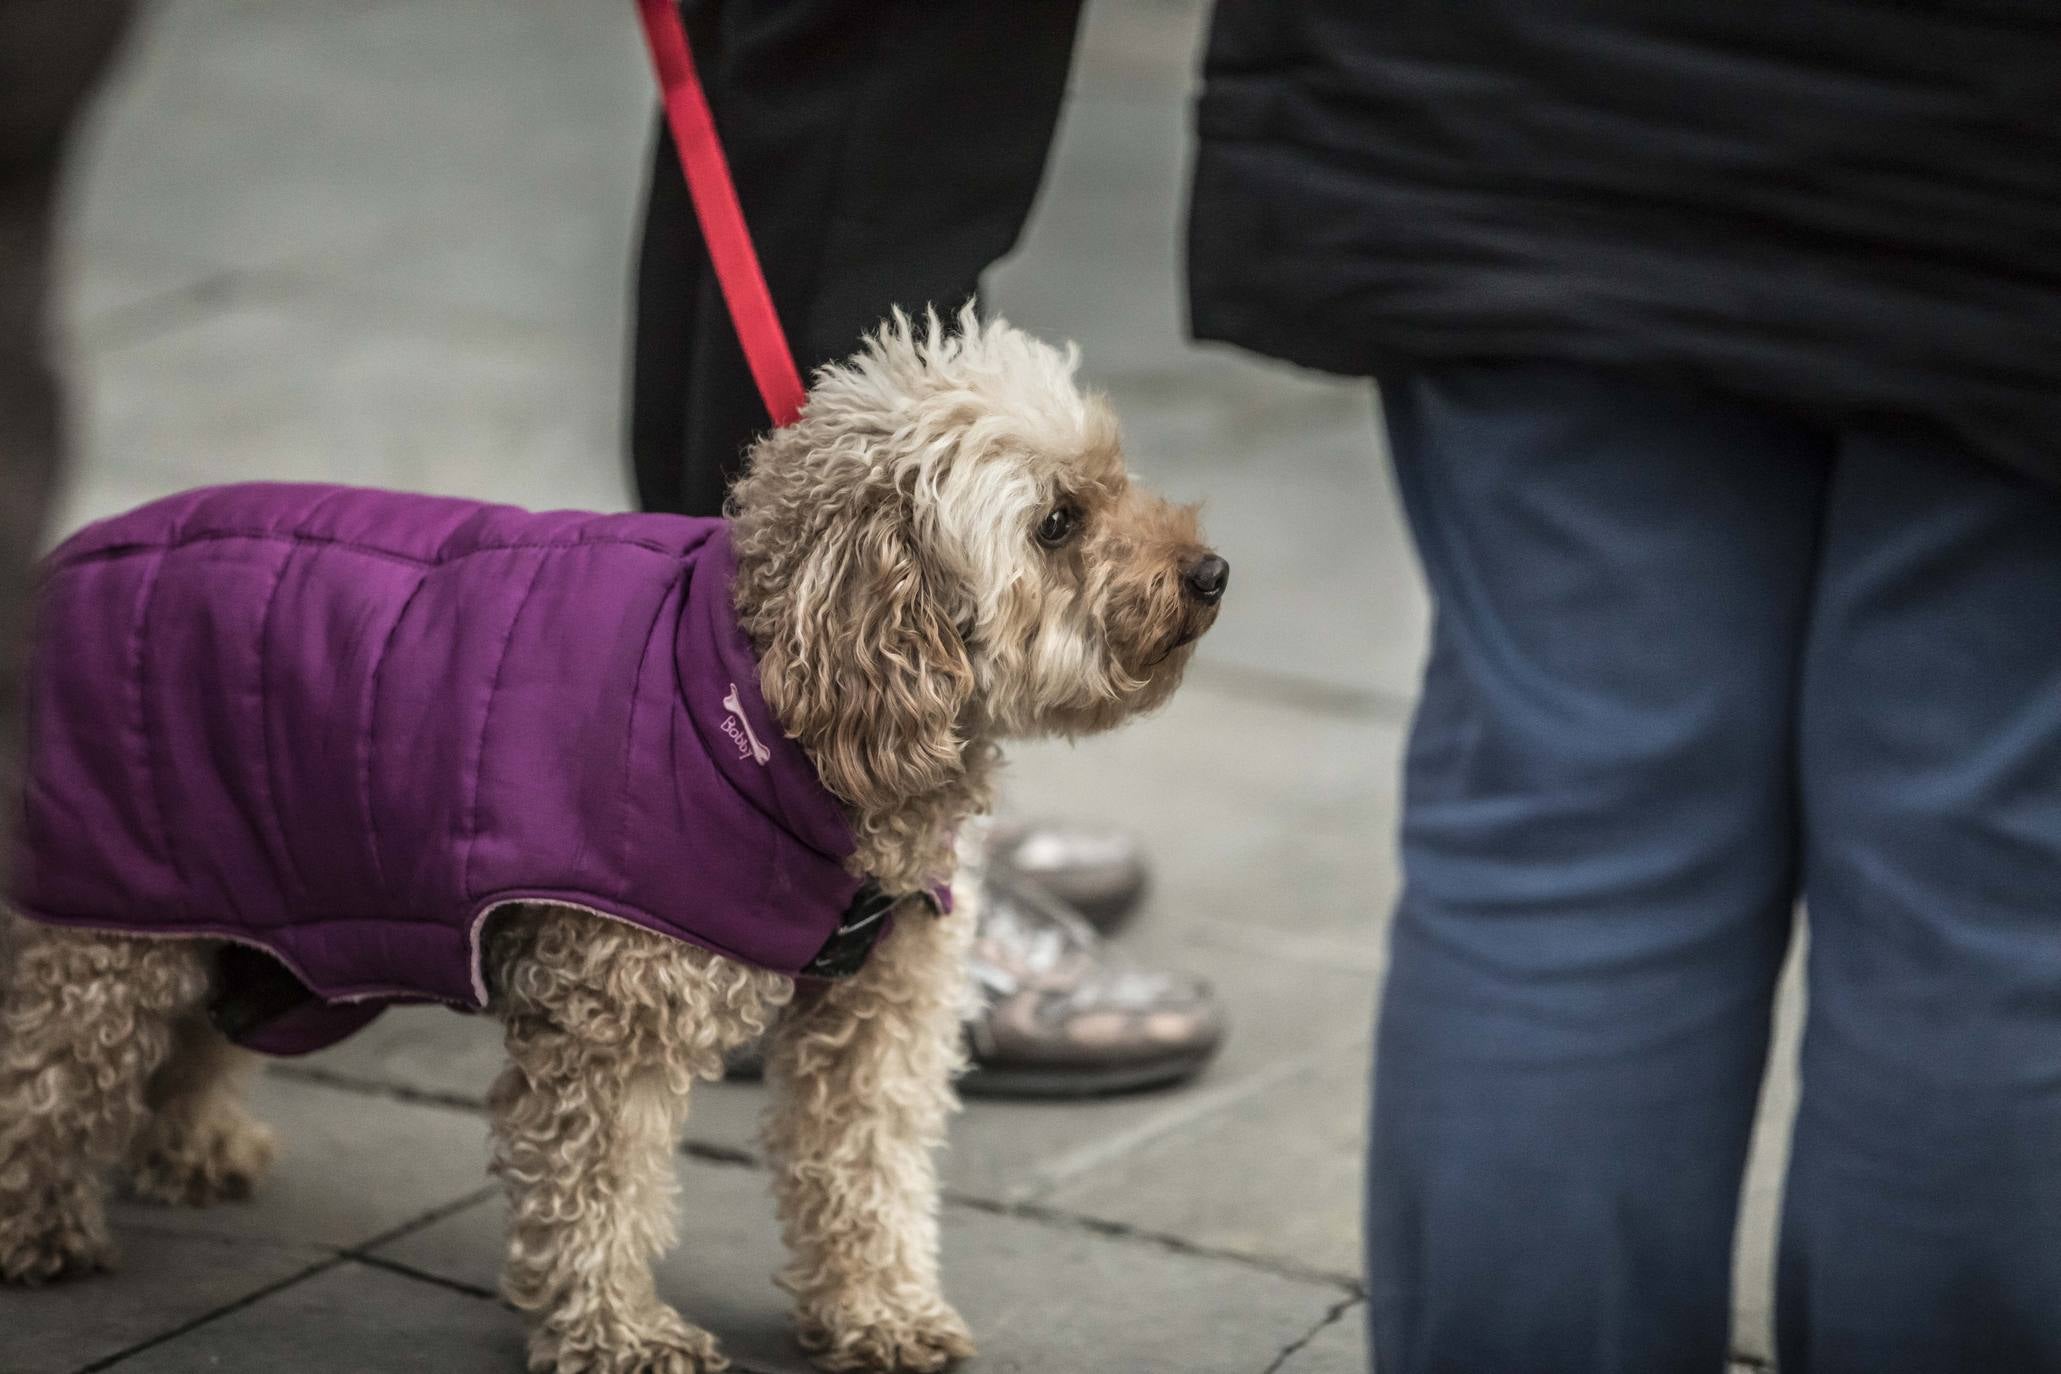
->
xmin=0 ymin=312 xmax=1225 ymax=1374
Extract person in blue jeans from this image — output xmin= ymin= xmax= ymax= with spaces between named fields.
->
xmin=1186 ymin=3 xmax=2061 ymax=1371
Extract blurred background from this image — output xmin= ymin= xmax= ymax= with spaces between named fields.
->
xmin=11 ymin=2 xmax=1794 ymax=1371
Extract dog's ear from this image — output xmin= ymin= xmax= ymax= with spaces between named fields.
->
xmin=751 ymin=490 xmax=974 ymax=818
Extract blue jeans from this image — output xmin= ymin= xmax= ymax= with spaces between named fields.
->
xmin=1369 ymin=364 xmax=2061 ymax=1374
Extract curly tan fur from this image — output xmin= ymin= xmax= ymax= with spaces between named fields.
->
xmin=763 ymin=893 xmax=976 ymax=1373
xmin=0 ymin=914 xmax=214 ymax=1283
xmin=0 ymin=313 xmax=1219 ymax=1373
xmin=127 ymin=1014 xmax=276 ymax=1207
xmin=486 ymin=906 xmax=792 ymax=1374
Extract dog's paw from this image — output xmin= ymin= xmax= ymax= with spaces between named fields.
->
xmin=127 ymin=1110 xmax=277 ymax=1207
xmin=796 ymin=1301 xmax=974 ymax=1374
xmin=531 ymin=1306 xmax=730 ymax=1374
xmin=0 ymin=1204 xmax=117 ymax=1286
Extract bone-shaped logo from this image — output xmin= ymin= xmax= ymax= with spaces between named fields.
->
xmin=721 ymin=683 xmax=772 ymax=765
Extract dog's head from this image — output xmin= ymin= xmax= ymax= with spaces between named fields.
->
xmin=730 ymin=310 xmax=1223 ymax=867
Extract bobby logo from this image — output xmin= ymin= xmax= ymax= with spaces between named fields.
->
xmin=721 ymin=683 xmax=772 ymax=766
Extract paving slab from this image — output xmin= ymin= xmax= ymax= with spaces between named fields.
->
xmin=642 ymin=934 xmax=1378 ymax=1208
xmin=999 ymin=683 xmax=1408 ymax=954
xmin=59 ymin=0 xmax=651 ymax=560
xmin=76 ymin=289 xmax=627 ymax=513
xmin=96 ymin=1259 xmax=524 ymax=1374
xmin=376 ymin=1155 xmax=1352 ymax=1374
xmin=1042 ymin=1049 xmax=1366 ymax=1282
xmin=943 ymin=947 xmax=1373 ymax=1207
xmin=0 ymin=1230 xmax=325 ymax=1374
xmin=109 ymin=1071 xmax=492 ymax=1252
xmin=70 ymin=0 xmax=649 ymax=286
xmin=59 ymin=242 xmax=226 ymax=342
xmin=293 ymin=1007 xmax=508 ymax=1112
xmin=1 ymin=1073 xmax=489 ymax=1374
xmin=69 ymin=5 xmax=412 ymax=303
xmin=984 ymin=0 xmax=1206 ymax=379
xmin=1273 ymin=1301 xmax=1367 ymax=1374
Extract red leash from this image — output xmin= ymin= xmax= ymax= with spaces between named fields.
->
xmin=634 ymin=0 xmax=807 ymax=428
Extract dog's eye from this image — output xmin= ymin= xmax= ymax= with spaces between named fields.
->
xmin=1036 ymin=505 xmax=1080 ymax=549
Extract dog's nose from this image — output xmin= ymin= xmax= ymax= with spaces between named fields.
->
xmin=1182 ymin=554 xmax=1229 ymax=605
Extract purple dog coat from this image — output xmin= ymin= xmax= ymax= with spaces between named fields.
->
xmin=10 ymin=484 xmax=904 ymax=1054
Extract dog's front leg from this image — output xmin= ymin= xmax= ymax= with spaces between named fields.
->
xmin=488 ymin=908 xmax=785 ymax=1374
xmin=764 ymin=903 xmax=975 ymax=1374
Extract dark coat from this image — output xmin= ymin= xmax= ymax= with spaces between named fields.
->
xmin=1186 ymin=1 xmax=2061 ymax=485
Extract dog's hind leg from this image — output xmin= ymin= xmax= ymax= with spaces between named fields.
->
xmin=763 ymin=902 xmax=975 ymax=1374
xmin=126 ymin=1013 xmax=275 ymax=1207
xmin=0 ymin=917 xmax=211 ymax=1283
xmin=487 ymin=906 xmax=787 ymax=1374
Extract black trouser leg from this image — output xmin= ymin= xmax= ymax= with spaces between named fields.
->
xmin=628 ymin=0 xmax=1085 ymax=517
xmin=0 ymin=0 xmax=135 ymax=894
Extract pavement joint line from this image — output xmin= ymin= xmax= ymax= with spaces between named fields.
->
xmin=1185 ymin=658 xmax=1417 ymax=725
xmin=271 ymin=1060 xmax=489 ymax=1113
xmin=100 ymin=1219 xmax=318 ymax=1252
xmin=94 ymin=1245 xmax=802 ymax=1374
xmin=69 ymin=233 xmax=404 ymax=354
xmin=946 ymin=1191 xmax=1362 ymax=1294
xmin=1011 ymin=1033 xmax=1364 ymax=1202
xmin=70 ymin=1180 xmax=497 ymax=1370
xmin=1191 ymin=917 xmax=1389 ymax=976
xmin=73 ymin=266 xmax=252 ymax=352
xmin=1259 ymin=1293 xmax=1362 ymax=1374
xmin=345 ymin=1182 xmax=503 ymax=1257
xmin=332 ymin=1249 xmax=799 ymax=1374
xmin=681 ymin=1138 xmax=763 ymax=1169
xmin=347 ymin=1250 xmax=500 ymax=1301
xmin=267 ymin=1061 xmax=1360 ymax=1288
xmin=74 ymin=1253 xmax=346 ymax=1373
xmin=271 ymin=1063 xmax=760 ymax=1168
xmin=76 ymin=216 xmax=598 ymax=357
xmin=1089 ymin=363 xmax=1370 ymax=427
